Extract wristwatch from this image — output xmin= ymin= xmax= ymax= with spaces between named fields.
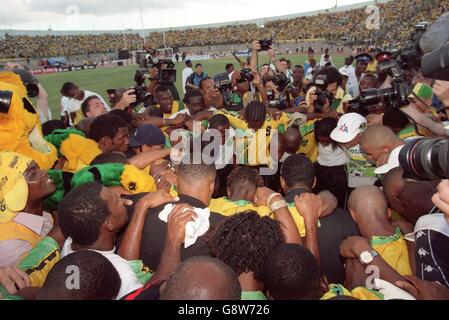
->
xmin=359 ymin=250 xmax=379 ymax=265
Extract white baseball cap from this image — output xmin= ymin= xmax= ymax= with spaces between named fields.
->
xmin=330 ymin=113 xmax=367 ymax=144
xmin=374 ymin=145 xmax=404 ymax=175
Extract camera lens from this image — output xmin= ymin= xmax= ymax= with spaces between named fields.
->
xmin=0 ymin=90 xmax=13 ymax=114
xmin=399 ymin=138 xmax=449 ymax=181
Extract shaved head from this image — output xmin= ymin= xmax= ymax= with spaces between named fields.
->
xmin=282 ymin=127 xmax=302 ymax=154
xmin=360 ymin=125 xmax=404 ymax=161
xmin=160 ymin=256 xmax=241 ymax=300
xmin=348 ymin=185 xmax=388 ymax=220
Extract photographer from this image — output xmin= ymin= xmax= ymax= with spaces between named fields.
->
xmin=200 ymin=77 xmax=224 ymax=110
xmin=110 ymin=89 xmax=137 ymax=111
xmin=2 ymin=62 xmax=51 ymax=123
xmin=230 ymin=69 xmax=267 ymax=108
xmin=305 ymin=66 xmax=352 ymax=115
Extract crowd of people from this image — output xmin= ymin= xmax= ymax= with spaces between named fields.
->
xmin=0 ymin=33 xmax=143 ymax=60
xmin=1 ymin=3 xmax=449 ymax=302
xmin=1 ymin=0 xmax=448 ymax=60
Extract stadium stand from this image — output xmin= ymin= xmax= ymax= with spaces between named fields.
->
xmin=0 ymin=0 xmax=447 ymax=59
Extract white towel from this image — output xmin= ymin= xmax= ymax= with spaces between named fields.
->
xmin=158 ymin=204 xmax=211 ymax=248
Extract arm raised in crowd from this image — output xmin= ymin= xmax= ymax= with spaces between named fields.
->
xmin=134 ymin=113 xmax=188 ymax=129
xmin=250 ymin=41 xmax=260 ymax=73
xmin=294 ymin=193 xmax=322 ymax=265
xmin=128 ymin=148 xmax=172 ymax=170
xmin=254 ymin=187 xmax=302 ymax=245
xmin=118 ymin=190 xmax=177 ymax=261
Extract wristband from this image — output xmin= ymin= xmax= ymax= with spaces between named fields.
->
xmin=269 ymin=200 xmax=288 ymax=212
xmin=266 ymin=193 xmax=283 ymax=206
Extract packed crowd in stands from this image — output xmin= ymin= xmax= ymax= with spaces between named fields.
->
xmin=1 ymin=0 xmax=447 ymax=59
xmin=0 ymin=1 xmax=449 ymax=303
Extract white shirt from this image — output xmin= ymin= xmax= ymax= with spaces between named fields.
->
xmin=320 ymin=54 xmax=334 ymax=67
xmin=305 ymin=67 xmax=315 ymax=81
xmin=61 ymin=237 xmax=142 ymax=300
xmin=182 ymin=67 xmax=194 ymax=94
xmin=318 ymin=143 xmax=349 ymax=167
xmin=60 ymin=90 xmax=110 ymax=125
xmin=341 ymin=65 xmax=359 ymax=97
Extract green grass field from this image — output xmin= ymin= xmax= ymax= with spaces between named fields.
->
xmin=36 ymin=54 xmax=346 ymax=118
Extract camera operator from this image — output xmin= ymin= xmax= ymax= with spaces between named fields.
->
xmin=230 ymin=69 xmax=267 ymax=108
xmin=109 ymin=88 xmax=137 ymax=111
xmin=2 ymin=62 xmax=51 ymax=123
xmin=305 ymin=66 xmax=352 ymax=115
xmin=200 ymin=77 xmax=224 ymax=110
xmin=143 ymin=46 xmax=180 ymax=103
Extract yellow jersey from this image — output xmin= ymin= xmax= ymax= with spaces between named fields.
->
xmin=219 ymin=110 xmax=291 ymax=167
xmin=370 ymin=227 xmax=413 ymax=276
xmin=156 ymin=101 xmax=182 ymax=119
xmin=299 ymin=120 xmax=318 ymax=163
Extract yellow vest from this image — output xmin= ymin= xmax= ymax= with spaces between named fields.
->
xmin=0 ymin=221 xmax=42 ymax=250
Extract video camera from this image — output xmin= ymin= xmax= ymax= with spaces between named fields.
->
xmin=213 ymin=73 xmax=242 ymax=111
xmin=347 ymin=60 xmax=410 ymax=116
xmin=396 ymin=22 xmax=429 ymax=70
xmin=137 ymin=50 xmax=177 ymax=84
xmin=312 ymin=74 xmax=334 ymax=113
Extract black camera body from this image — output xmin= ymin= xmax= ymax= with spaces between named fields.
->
xmin=312 ymin=74 xmax=333 ymax=113
xmin=139 ymin=51 xmax=177 ymax=84
xmin=272 ymin=73 xmax=290 ymax=92
xmin=397 ymin=22 xmax=428 ymax=70
xmin=347 ymin=60 xmax=410 ymax=116
xmin=213 ymin=73 xmax=242 ymax=111
xmin=259 ymin=39 xmax=272 ymax=51
xmin=239 ymin=68 xmax=254 ymax=83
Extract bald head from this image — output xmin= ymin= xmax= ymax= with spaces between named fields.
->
xmin=361 ymin=125 xmax=404 ymax=162
xmin=348 ymin=185 xmax=388 ymax=221
xmin=160 ymin=256 xmax=241 ymax=300
xmin=281 ymin=127 xmax=301 ymax=154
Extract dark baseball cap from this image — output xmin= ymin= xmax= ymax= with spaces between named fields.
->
xmin=129 ymin=124 xmax=166 ymax=148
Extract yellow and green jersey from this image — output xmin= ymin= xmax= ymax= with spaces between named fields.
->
xmin=397 ymin=125 xmax=419 ymax=140
xmin=218 ymin=110 xmax=290 ymax=167
xmin=299 ymin=120 xmax=318 ymax=163
xmin=209 ymin=197 xmax=271 ymax=217
xmin=370 ymin=227 xmax=413 ymax=276
xmin=321 ymin=283 xmax=384 ymax=300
